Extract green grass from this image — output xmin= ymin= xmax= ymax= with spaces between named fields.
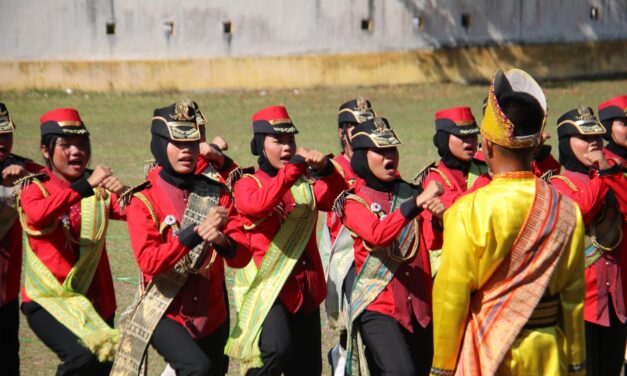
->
xmin=3 ymin=78 xmax=626 ymax=375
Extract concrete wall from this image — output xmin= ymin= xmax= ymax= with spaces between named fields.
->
xmin=1 ymin=0 xmax=625 ymax=60
xmin=0 ymin=0 xmax=625 ymax=91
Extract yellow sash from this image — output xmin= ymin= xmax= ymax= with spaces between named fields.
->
xmin=225 ymin=177 xmax=316 ymax=374
xmin=20 ymin=183 xmax=117 ymax=362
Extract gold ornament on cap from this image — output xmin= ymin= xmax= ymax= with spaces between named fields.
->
xmin=577 ymin=105 xmax=594 ymax=121
xmin=172 ymin=99 xmax=194 ymax=121
xmin=356 ymin=97 xmax=368 ymax=112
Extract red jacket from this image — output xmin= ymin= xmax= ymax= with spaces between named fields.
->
xmin=604 ymin=146 xmax=626 ymax=172
xmin=421 ymin=162 xmax=486 ymax=250
xmin=126 ymin=169 xmax=250 ymax=339
xmin=326 ymin=154 xmax=360 ymax=243
xmin=0 ymin=160 xmax=43 ymax=306
xmin=19 ymin=169 xmax=123 ymax=320
xmin=342 ymin=184 xmax=432 ymax=331
xmin=233 ymin=161 xmax=347 ymax=314
xmin=551 ymin=167 xmax=627 ymax=326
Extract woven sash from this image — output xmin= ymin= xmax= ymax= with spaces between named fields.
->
xmin=456 ymin=179 xmax=577 ymax=376
xmin=345 ymin=182 xmax=417 ymax=376
xmin=225 ymin=177 xmax=316 ymax=374
xmin=324 ymin=224 xmax=356 ymax=331
xmin=110 ymin=181 xmax=220 ymax=376
xmin=21 ymin=184 xmax=117 ymax=362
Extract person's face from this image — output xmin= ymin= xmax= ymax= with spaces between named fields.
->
xmin=0 ymin=133 xmax=13 ymax=163
xmin=42 ymin=136 xmax=90 ymax=182
xmin=448 ymin=133 xmax=478 ymax=162
xmin=366 ymin=147 xmax=399 ymax=182
xmin=167 ymin=140 xmax=200 ymax=174
xmin=569 ymin=135 xmax=603 ymax=167
xmin=611 ymin=118 xmax=627 ymax=148
xmin=263 ymin=134 xmax=296 ymax=169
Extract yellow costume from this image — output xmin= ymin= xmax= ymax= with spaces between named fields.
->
xmin=430 ymin=174 xmax=586 ymax=375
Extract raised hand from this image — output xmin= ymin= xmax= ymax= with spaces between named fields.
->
xmin=87 ymin=166 xmax=113 ymax=188
xmin=415 ymin=180 xmax=444 ymax=208
xmin=423 ymin=197 xmax=446 ymax=219
xmin=302 ymin=149 xmax=328 ymax=170
xmin=584 ymin=144 xmax=610 ymax=170
xmin=99 ymin=175 xmax=126 ymax=195
xmin=196 ymin=206 xmax=228 ymax=243
xmin=2 ymin=164 xmax=28 ymax=186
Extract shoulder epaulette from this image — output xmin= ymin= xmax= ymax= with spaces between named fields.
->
xmin=549 ymin=175 xmax=578 ymax=192
xmin=426 ymin=165 xmax=453 ymax=189
xmin=225 ymin=166 xmax=255 ymax=192
xmin=241 ymin=173 xmax=262 ymax=188
xmin=412 ymin=161 xmax=437 ymax=187
xmin=13 ymin=171 xmax=48 ymax=192
xmin=118 ymin=180 xmax=151 ymax=207
xmin=329 ymin=158 xmax=346 ymax=178
xmin=331 ymin=189 xmax=355 ymax=219
xmin=539 ymin=169 xmax=554 ymax=182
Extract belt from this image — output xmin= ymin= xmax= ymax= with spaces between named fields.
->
xmin=524 ymin=294 xmax=560 ymax=329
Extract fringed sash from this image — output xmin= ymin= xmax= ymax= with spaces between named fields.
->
xmin=225 ymin=178 xmax=316 ymax=375
xmin=345 ymin=182 xmax=417 ymax=375
xmin=455 ymin=179 xmax=577 ymax=376
xmin=110 ymin=181 xmax=220 ymax=376
xmin=20 ymin=182 xmax=117 ymax=362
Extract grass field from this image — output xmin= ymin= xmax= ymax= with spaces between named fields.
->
xmin=3 ymin=77 xmax=626 ymax=375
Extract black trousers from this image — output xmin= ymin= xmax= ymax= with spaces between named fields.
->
xmin=21 ymin=301 xmax=113 ymax=376
xmin=246 ymin=302 xmax=322 ymax=376
xmin=358 ymin=310 xmax=433 ymax=376
xmin=1 ymin=298 xmax=20 ymax=376
xmin=151 ymin=317 xmax=228 ymax=376
xmin=585 ymin=299 xmax=627 ymax=376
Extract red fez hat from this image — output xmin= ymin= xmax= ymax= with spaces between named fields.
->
xmin=598 ymin=95 xmax=627 ymax=140
xmin=40 ymin=108 xmax=89 ymax=137
xmin=252 ymin=105 xmax=298 ymax=134
xmin=435 ymin=106 xmax=479 ymax=136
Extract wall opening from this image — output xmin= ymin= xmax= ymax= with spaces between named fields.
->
xmin=412 ymin=15 xmax=424 ymax=31
xmin=461 ymin=13 xmax=471 ymax=29
xmin=106 ymin=22 xmax=116 ymax=35
xmin=163 ymin=21 xmax=175 ymax=37
xmin=361 ymin=18 xmax=372 ymax=31
xmin=223 ymin=21 xmax=232 ymax=35
xmin=590 ymin=6 xmax=599 ymax=20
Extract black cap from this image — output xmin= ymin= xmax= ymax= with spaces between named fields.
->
xmin=338 ymin=97 xmax=376 ymax=127
xmin=556 ymin=106 xmax=606 ymax=139
xmin=0 ymin=103 xmax=15 ymax=134
xmin=151 ymin=101 xmax=201 ymax=142
xmin=351 ymin=117 xmax=402 ymax=150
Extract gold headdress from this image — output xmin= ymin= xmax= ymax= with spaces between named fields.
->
xmin=480 ymin=69 xmax=547 ymax=149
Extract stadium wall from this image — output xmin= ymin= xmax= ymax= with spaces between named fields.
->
xmin=0 ymin=0 xmax=625 ymax=91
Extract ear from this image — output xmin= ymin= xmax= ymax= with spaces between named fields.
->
xmin=40 ymin=144 xmax=50 ymax=161
xmin=483 ymin=138 xmax=495 ymax=159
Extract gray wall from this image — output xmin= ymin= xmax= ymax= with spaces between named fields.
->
xmin=1 ymin=0 xmax=625 ymax=61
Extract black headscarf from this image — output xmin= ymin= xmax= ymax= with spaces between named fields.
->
xmin=250 ymin=133 xmax=279 ymax=177
xmin=558 ymin=137 xmax=589 ymax=174
xmin=433 ymin=131 xmax=471 ymax=174
xmin=351 ymin=148 xmax=399 ymax=192
xmin=150 ymin=135 xmax=194 ymax=188
xmin=606 ymin=140 xmax=627 ymax=160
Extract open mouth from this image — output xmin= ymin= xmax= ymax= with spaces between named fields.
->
xmin=384 ymin=161 xmax=395 ymax=170
xmin=68 ymin=159 xmax=83 ymax=166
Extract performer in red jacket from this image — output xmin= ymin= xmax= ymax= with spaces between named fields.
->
xmin=324 ymin=97 xmax=376 ymax=375
xmin=112 ymin=102 xmax=251 ymax=376
xmin=0 ymin=103 xmax=43 ymax=376
xmin=335 ymin=117 xmax=444 ymax=375
xmin=420 ymin=106 xmax=484 ymax=254
xmin=598 ymin=95 xmax=627 ymax=170
xmin=225 ymin=105 xmax=347 ymax=375
xmin=18 ymin=108 xmax=126 ymax=375
xmin=550 ymin=106 xmax=627 ymax=376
